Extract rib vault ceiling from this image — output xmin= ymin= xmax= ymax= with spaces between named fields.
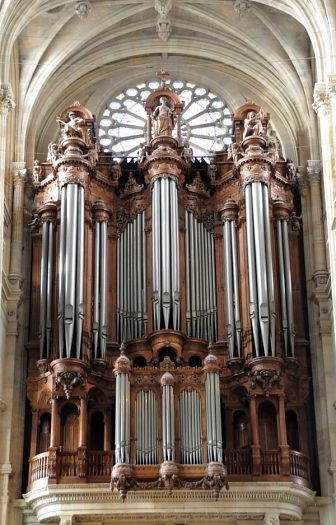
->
xmin=1 ymin=0 xmax=335 ymax=163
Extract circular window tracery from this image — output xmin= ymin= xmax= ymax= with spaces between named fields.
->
xmin=98 ymin=80 xmax=233 ymax=159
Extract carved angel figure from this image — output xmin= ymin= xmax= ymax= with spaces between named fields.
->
xmin=47 ymin=143 xmax=60 ymax=163
xmin=152 ymin=96 xmax=175 ymax=136
xmin=57 ymin=111 xmax=85 ymax=139
xmin=33 ymin=160 xmax=41 ymax=184
xmin=243 ymin=110 xmax=264 ymax=139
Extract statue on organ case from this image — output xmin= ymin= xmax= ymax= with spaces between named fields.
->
xmin=243 ymin=110 xmax=264 ymax=139
xmin=152 ymin=96 xmax=175 ymax=136
xmin=57 ymin=111 xmax=85 ymax=139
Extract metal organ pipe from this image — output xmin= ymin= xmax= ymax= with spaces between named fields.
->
xmin=222 ymin=212 xmax=242 ymax=358
xmin=39 ymin=219 xmax=54 ymax=359
xmin=135 ymin=390 xmax=158 ymax=464
xmin=116 ymin=211 xmax=147 ymax=342
xmin=184 ymin=210 xmax=217 ymax=341
xmin=152 ymin=178 xmax=181 ymax=331
xmin=93 ymin=208 xmax=109 ymax=359
xmin=115 ymin=370 xmax=131 ymax=464
xmin=205 ymin=371 xmax=222 ymax=463
xmin=58 ymin=184 xmax=85 ymax=358
xmin=179 ymin=390 xmax=202 ymax=464
xmin=245 ymin=182 xmax=275 ymax=357
xmin=276 ymin=215 xmax=295 ymax=356
xmin=161 ymin=372 xmax=175 ymax=462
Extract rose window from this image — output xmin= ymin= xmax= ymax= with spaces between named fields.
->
xmin=98 ymin=80 xmax=233 ymax=159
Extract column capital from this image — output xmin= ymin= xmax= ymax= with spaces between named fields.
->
xmin=306 ymin=159 xmax=322 ymax=184
xmin=264 ymin=513 xmax=280 ymax=525
xmin=313 ymin=82 xmax=331 ymax=116
xmin=12 ymin=163 xmax=27 ymax=186
xmin=327 ymin=74 xmax=336 ymax=100
xmin=0 ymin=84 xmax=16 ymax=115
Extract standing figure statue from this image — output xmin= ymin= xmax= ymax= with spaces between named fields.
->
xmin=152 ymin=96 xmax=175 ymax=136
xmin=57 ymin=111 xmax=85 ymax=139
xmin=243 ymin=110 xmax=264 ymax=139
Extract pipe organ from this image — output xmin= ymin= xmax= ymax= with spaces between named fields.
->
xmin=26 ymin=89 xmax=316 ymax=503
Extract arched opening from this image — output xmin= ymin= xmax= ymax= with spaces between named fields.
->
xmin=258 ymin=402 xmax=278 ymax=451
xmin=286 ymin=410 xmax=300 ymax=452
xmin=38 ymin=413 xmax=51 ymax=453
xmin=133 ymin=355 xmax=147 ymax=368
xmin=60 ymin=404 xmax=79 ymax=452
xmin=233 ymin=410 xmax=250 ymax=450
xmin=158 ymin=347 xmax=176 ymax=363
xmin=188 ymin=355 xmax=202 ymax=367
xmin=89 ymin=411 xmax=105 ymax=451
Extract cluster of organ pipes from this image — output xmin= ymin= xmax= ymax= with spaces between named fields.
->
xmin=135 ymin=390 xmax=158 ymax=464
xmin=152 ymin=178 xmax=180 ymax=331
xmin=245 ymin=181 xmax=276 ymax=357
xmin=185 ymin=210 xmax=217 ymax=342
xmin=162 ymin=375 xmax=175 ymax=461
xmin=179 ymin=390 xmax=203 ymax=464
xmin=205 ymin=370 xmax=222 ymax=463
xmin=58 ymin=184 xmax=85 ymax=359
xmin=93 ymin=218 xmax=108 ymax=359
xmin=39 ymin=219 xmax=54 ymax=359
xmin=116 ymin=211 xmax=147 ymax=343
xmin=223 ymin=217 xmax=241 ymax=358
xmin=276 ymin=216 xmax=295 ymax=356
xmin=115 ymin=371 xmax=131 ymax=464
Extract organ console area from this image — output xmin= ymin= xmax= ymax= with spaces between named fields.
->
xmin=25 ymin=85 xmax=315 ymax=502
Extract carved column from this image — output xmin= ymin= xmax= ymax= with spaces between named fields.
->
xmin=249 ymin=394 xmax=261 ymax=475
xmin=278 ymin=394 xmax=289 ymax=476
xmin=8 ymin=165 xmax=26 ymax=284
xmin=78 ymin=396 xmax=87 ymax=477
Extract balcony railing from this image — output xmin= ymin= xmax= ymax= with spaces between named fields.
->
xmin=28 ymin=448 xmax=310 ymax=490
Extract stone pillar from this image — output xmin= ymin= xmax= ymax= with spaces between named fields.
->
xmin=50 ymin=397 xmax=60 ymax=448
xmin=312 ymin=79 xmax=336 ymax=520
xmin=278 ymin=394 xmax=289 ymax=476
xmin=264 ymin=513 xmax=280 ymax=525
xmin=307 ymin=160 xmax=328 ymax=279
xmin=8 ymin=165 xmax=26 ymax=284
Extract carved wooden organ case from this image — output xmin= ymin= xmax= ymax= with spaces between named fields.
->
xmin=26 ymin=90 xmax=314 ymax=499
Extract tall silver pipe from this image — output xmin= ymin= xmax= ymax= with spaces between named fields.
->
xmin=122 ymin=228 xmax=127 ymax=341
xmin=153 ymin=181 xmax=161 ymax=330
xmin=231 ymin=220 xmax=242 ymax=357
xmin=46 ymin=221 xmax=54 ymax=358
xmin=207 ymin=230 xmax=214 ymax=341
xmin=189 ymin=213 xmax=196 ymax=335
xmin=126 ymin=224 xmax=131 ymax=340
xmin=245 ymin=184 xmax=259 ymax=355
xmin=170 ymin=386 xmax=175 ymax=461
xmin=116 ymin=234 xmax=120 ymax=343
xmin=142 ymin=211 xmax=147 ymax=336
xmin=282 ymin=219 xmax=295 ymax=355
xmin=75 ymin=186 xmax=85 ymax=359
xmin=210 ymin=235 xmax=217 ymax=341
xmin=224 ymin=220 xmax=234 ymax=357
xmin=185 ymin=211 xmax=191 ymax=336
xmin=205 ymin=375 xmax=212 ymax=461
xmin=204 ymin=228 xmax=211 ymax=341
xmin=276 ymin=220 xmax=288 ymax=355
xmin=93 ymin=222 xmax=100 ymax=356
xmin=214 ymin=373 xmax=222 ymax=461
xmin=198 ymin=221 xmax=205 ymax=338
xmin=161 ymin=178 xmax=171 ymax=329
xmin=171 ymin=180 xmax=180 ymax=331
xmin=194 ymin=216 xmax=200 ymax=337
xmin=262 ymin=184 xmax=275 ymax=356
xmin=251 ymin=182 xmax=269 ymax=355
xmin=99 ymin=220 xmax=108 ymax=358
xmin=58 ymin=186 xmax=67 ymax=357
xmin=64 ymin=184 xmax=78 ymax=357
xmin=115 ymin=374 xmax=121 ymax=462
xmin=136 ymin=214 xmax=142 ymax=337
xmin=39 ymin=221 xmax=48 ymax=358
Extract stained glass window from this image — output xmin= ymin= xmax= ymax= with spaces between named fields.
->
xmin=98 ymin=80 xmax=233 ymax=159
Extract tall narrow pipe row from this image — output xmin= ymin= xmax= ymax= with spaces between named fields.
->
xmin=93 ymin=222 xmax=100 ymax=355
xmin=39 ymin=219 xmax=54 ymax=359
xmin=185 ymin=211 xmax=191 ymax=336
xmin=152 ymin=180 xmax=161 ymax=330
xmin=231 ymin=221 xmax=241 ymax=356
xmin=222 ymin=215 xmax=242 ymax=358
xmin=58 ymin=184 xmax=85 ymax=358
xmin=135 ymin=390 xmax=157 ymax=464
xmin=276 ymin=216 xmax=295 ymax=356
xmin=184 ymin=210 xmax=217 ymax=341
xmin=245 ymin=182 xmax=275 ymax=356
xmin=262 ymin=185 xmax=275 ymax=355
xmin=161 ymin=178 xmax=171 ymax=328
xmin=276 ymin=220 xmax=288 ymax=355
xmin=180 ymin=390 xmax=203 ymax=465
xmin=115 ymin=367 xmax=131 ymax=464
xmin=170 ymin=179 xmax=180 ymax=331
xmin=205 ymin=369 xmax=222 ymax=463
xmin=116 ymin=213 xmax=147 ymax=342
